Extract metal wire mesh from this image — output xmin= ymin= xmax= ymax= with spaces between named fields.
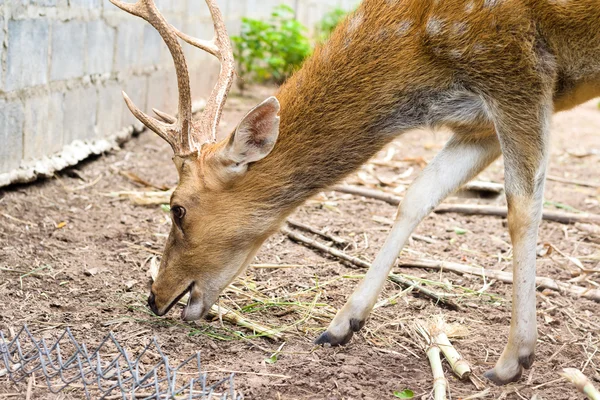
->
xmin=0 ymin=325 xmax=242 ymax=399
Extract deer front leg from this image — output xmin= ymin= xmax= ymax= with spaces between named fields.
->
xmin=316 ymin=134 xmax=501 ymax=346
xmin=484 ymin=105 xmax=551 ymax=385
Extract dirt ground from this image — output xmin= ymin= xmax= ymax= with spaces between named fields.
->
xmin=1 ymin=87 xmax=599 ymax=400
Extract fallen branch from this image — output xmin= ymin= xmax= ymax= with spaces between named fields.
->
xmin=148 ymin=258 xmax=283 ymax=340
xmin=397 ymin=258 xmax=600 ymax=302
xmin=281 ymin=227 xmax=460 ymax=310
xmin=334 ymin=185 xmax=600 ymax=225
xmin=560 ymin=368 xmax=600 ymax=400
xmin=462 ymin=181 xmax=503 ymax=195
xmin=547 ymin=175 xmax=600 ymax=189
xmin=286 ymin=219 xmax=347 ymax=246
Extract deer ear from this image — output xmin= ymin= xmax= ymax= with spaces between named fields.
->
xmin=223 ymin=96 xmax=280 ymax=173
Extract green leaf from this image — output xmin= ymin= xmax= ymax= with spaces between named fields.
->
xmin=265 ymin=354 xmax=278 ymax=364
xmin=393 ymin=389 xmax=414 ymax=398
xmin=160 ymin=204 xmax=170 ymax=213
xmin=453 ymin=227 xmax=469 ymax=235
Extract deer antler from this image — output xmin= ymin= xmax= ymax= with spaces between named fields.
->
xmin=110 ymin=0 xmax=235 ymax=154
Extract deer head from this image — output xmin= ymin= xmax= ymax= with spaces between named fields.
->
xmin=111 ymin=0 xmax=281 ymax=320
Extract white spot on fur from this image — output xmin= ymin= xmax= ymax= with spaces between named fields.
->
xmin=465 ymin=1 xmax=475 ymax=12
xmin=451 ymin=49 xmax=466 ymax=60
xmin=426 ymin=17 xmax=443 ymax=36
xmin=484 ymin=0 xmax=501 ymax=7
xmin=452 ymin=21 xmax=468 ymax=35
xmin=397 ymin=20 xmax=412 ymax=36
xmin=347 ymin=12 xmax=363 ymax=34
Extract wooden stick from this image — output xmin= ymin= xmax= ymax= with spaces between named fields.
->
xmin=334 ymin=185 xmax=600 ymax=225
xmin=547 ymin=175 xmax=600 ymax=189
xmin=281 ymin=227 xmax=460 ymax=310
xmin=398 ymin=258 xmax=600 ymax=302
xmin=560 ymin=368 xmax=600 ymax=400
xmin=286 ymin=219 xmax=348 ymax=245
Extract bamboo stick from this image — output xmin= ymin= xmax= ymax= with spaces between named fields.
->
xmin=560 ymin=368 xmax=600 ymax=400
xmin=428 ymin=316 xmax=471 ymax=380
xmin=415 ymin=322 xmax=447 ymax=400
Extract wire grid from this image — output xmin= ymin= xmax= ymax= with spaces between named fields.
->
xmin=0 ymin=325 xmax=242 ymax=399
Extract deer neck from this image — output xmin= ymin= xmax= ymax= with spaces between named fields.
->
xmin=238 ymin=57 xmax=414 ymax=217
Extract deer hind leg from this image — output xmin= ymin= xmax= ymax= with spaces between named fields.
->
xmin=484 ymin=102 xmax=552 ymax=385
xmin=316 ymin=133 xmax=501 ymax=346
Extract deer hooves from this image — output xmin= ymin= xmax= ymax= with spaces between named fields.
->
xmin=314 ymin=318 xmax=365 ymax=347
xmin=484 ymin=353 xmax=535 ymax=385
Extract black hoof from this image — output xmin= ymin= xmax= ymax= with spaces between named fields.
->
xmin=314 ymin=318 xmax=365 ymax=347
xmin=484 ymin=367 xmax=523 ymax=386
xmin=519 ymin=353 xmax=535 ymax=370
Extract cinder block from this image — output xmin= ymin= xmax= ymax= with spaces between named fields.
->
xmin=30 ymin=0 xmax=59 ymax=6
xmin=23 ymin=93 xmax=63 ymax=160
xmin=51 ymin=20 xmax=86 ymax=81
xmin=63 ymin=85 xmax=98 ymax=145
xmin=115 ymin=20 xmax=143 ymax=71
xmin=96 ymin=80 xmax=124 ymax=138
xmin=0 ymin=26 xmax=4 ymax=91
xmin=87 ymin=20 xmax=115 ymax=75
xmin=146 ymin=69 xmax=177 ymax=118
xmin=181 ymin=19 xmax=214 ymax=65
xmin=69 ymin=0 xmax=101 ymax=8
xmin=5 ymin=19 xmax=49 ymax=92
xmin=121 ymin=75 xmax=147 ymax=131
xmin=141 ymin=25 xmax=163 ymax=66
xmin=0 ymin=99 xmax=25 ymax=173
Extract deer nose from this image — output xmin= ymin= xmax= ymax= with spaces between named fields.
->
xmin=147 ymin=292 xmax=159 ymax=315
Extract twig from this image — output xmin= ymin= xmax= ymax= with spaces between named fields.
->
xmin=287 ymin=219 xmax=347 ymax=245
xmin=435 ymin=204 xmax=600 ymax=225
xmin=398 ymin=258 xmax=600 ymax=302
xmin=1 ymin=212 xmax=35 ymax=226
xmin=463 ymin=181 xmax=504 ymax=194
xmin=148 ymin=259 xmax=283 ymax=340
xmin=414 ymin=322 xmax=447 ymax=400
xmin=281 ymin=226 xmax=460 ymax=310
xmin=333 ymin=185 xmax=402 ymax=204
xmin=334 ymin=185 xmax=600 ymax=225
xmin=560 ymin=368 xmax=600 ymax=400
xmin=119 ymin=171 xmax=170 ymax=191
xmin=547 ymin=175 xmax=600 ymax=189
xmin=428 ymin=316 xmax=471 ymax=380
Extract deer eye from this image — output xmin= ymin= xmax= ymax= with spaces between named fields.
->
xmin=171 ymin=205 xmax=186 ymax=223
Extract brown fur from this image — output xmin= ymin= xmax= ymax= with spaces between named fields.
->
xmin=143 ymin=0 xmax=600 ymax=382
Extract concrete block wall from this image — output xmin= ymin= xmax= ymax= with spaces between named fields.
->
xmin=0 ymin=0 xmax=358 ymax=187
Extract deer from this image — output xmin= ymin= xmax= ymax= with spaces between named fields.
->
xmin=110 ymin=0 xmax=600 ymax=385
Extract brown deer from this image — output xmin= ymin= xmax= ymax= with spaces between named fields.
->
xmin=111 ymin=0 xmax=600 ymax=385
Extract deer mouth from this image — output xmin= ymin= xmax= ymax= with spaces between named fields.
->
xmin=155 ymin=283 xmax=194 ymax=317
xmin=181 ymin=284 xmax=207 ymax=321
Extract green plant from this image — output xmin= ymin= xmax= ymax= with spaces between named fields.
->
xmin=232 ymin=5 xmax=311 ymax=90
xmin=315 ymin=7 xmax=349 ymax=43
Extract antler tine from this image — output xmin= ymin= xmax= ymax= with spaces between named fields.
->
xmin=153 ymin=108 xmax=177 ymax=124
xmin=110 ymin=0 xmax=194 ymax=154
xmin=172 ymin=0 xmax=235 ymax=142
